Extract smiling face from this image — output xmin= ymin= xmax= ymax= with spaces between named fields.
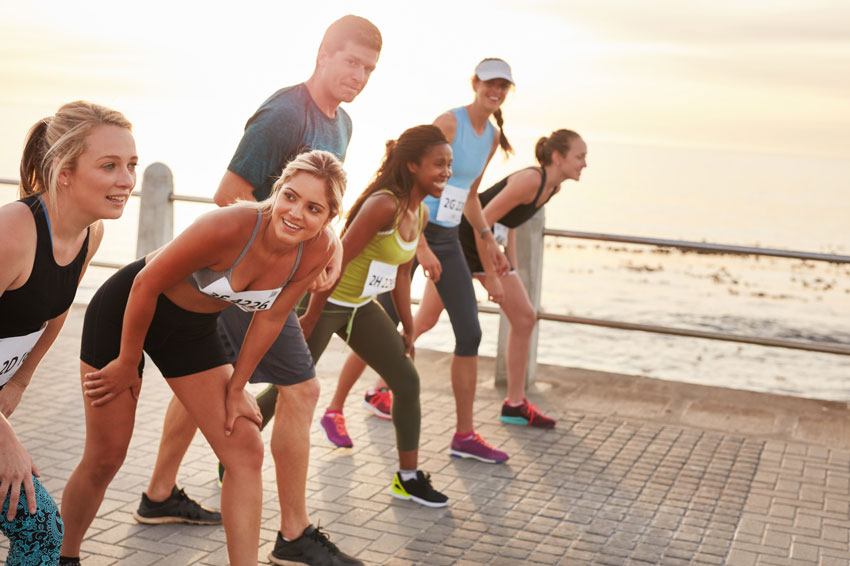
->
xmin=472 ymin=77 xmax=512 ymax=114
xmin=270 ymin=171 xmax=332 ymax=244
xmin=59 ymin=125 xmax=137 ymax=220
xmin=554 ymin=137 xmax=588 ymax=181
xmin=317 ymin=40 xmax=380 ymax=105
xmin=408 ymin=143 xmax=453 ymax=199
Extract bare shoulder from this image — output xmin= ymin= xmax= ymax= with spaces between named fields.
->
xmin=293 ymin=228 xmax=334 ymax=279
xmin=0 ymin=201 xmax=37 ymax=291
xmin=0 ymin=201 xmax=37 ymax=251
xmin=433 ymin=111 xmax=458 ymax=143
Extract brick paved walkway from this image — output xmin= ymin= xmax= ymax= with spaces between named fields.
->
xmin=3 ymin=305 xmax=849 ymax=564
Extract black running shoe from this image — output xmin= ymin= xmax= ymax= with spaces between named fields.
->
xmin=269 ymin=525 xmax=364 ymax=566
xmin=390 ymin=471 xmax=449 ymax=508
xmin=133 ymin=486 xmax=222 ymax=525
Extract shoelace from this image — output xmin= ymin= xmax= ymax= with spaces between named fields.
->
xmin=523 ymin=402 xmax=544 ymax=425
xmin=370 ymin=389 xmax=391 ymax=407
xmin=172 ymin=488 xmax=208 ymax=519
xmin=330 ymin=414 xmax=348 ymax=435
xmin=309 ymin=525 xmax=341 ymax=555
xmin=470 ymin=433 xmax=495 ymax=449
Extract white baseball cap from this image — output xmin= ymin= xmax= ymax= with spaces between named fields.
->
xmin=474 ymin=58 xmax=514 ymax=84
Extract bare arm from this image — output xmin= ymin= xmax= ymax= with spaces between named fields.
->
xmin=224 ymin=238 xmax=332 ymax=433
xmin=83 ymin=209 xmax=253 ymax=406
xmin=390 ymin=258 xmax=415 ymax=358
xmin=300 ymin=194 xmax=398 ymax=337
xmin=214 ymin=170 xmax=257 ymax=206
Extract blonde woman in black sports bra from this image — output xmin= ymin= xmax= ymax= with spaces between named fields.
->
xmin=59 ymin=150 xmax=345 ymax=566
xmin=0 ymin=101 xmax=135 ymax=566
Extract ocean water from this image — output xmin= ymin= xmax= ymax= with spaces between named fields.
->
xmin=2 ymin=140 xmax=848 ymax=401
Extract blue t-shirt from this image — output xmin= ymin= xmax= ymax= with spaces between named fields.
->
xmin=424 ymin=107 xmax=495 ymax=228
xmin=228 ymin=83 xmax=353 ymax=200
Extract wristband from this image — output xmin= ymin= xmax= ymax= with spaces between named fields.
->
xmin=479 ymin=226 xmax=491 ymax=237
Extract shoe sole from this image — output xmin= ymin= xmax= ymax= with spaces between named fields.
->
xmin=267 ymin=553 xmax=305 ymax=566
xmin=361 ymin=399 xmax=392 ymax=420
xmin=133 ymin=511 xmax=221 ymax=525
xmin=499 ymin=415 xmax=556 ymax=429
xmin=450 ymin=449 xmax=509 ymax=464
xmin=389 ymin=487 xmax=449 ymax=508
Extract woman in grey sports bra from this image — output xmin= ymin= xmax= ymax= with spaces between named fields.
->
xmin=60 ymin=150 xmax=346 ymax=566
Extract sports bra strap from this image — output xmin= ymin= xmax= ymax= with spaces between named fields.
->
xmin=280 ymin=241 xmax=304 ymax=287
xmin=227 ymin=209 xmax=263 ymax=274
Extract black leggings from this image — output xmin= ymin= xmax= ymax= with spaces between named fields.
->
xmin=306 ymin=300 xmax=421 ymax=451
xmin=378 ymin=223 xmax=481 ymax=356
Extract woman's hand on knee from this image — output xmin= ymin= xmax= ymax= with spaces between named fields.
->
xmin=0 ymin=436 xmax=38 ymax=520
xmin=224 ymin=387 xmax=262 ymax=436
xmin=84 ymin=358 xmax=142 ymax=407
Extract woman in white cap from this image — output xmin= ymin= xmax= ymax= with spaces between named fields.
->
xmin=323 ymin=58 xmax=515 ymax=464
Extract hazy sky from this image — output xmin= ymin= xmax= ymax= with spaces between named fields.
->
xmin=2 ymin=0 xmax=849 ymax=196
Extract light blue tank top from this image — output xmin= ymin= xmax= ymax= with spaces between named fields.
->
xmin=424 ymin=107 xmax=496 ymax=228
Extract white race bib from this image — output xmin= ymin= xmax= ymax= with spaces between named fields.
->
xmin=436 ymin=184 xmax=468 ymax=225
xmin=361 ymin=260 xmax=398 ymax=297
xmin=493 ymin=222 xmax=509 ymax=247
xmin=200 ymin=278 xmax=281 ymax=312
xmin=0 ymin=327 xmax=46 ymax=387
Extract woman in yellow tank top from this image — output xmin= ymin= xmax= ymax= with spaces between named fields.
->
xmin=299 ymin=125 xmax=452 ymax=507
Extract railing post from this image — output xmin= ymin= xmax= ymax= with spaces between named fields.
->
xmin=136 ymin=162 xmax=174 ymax=258
xmin=495 ymin=207 xmax=544 ymax=387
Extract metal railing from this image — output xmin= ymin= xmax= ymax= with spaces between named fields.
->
xmin=4 ymin=168 xmax=849 ymax=388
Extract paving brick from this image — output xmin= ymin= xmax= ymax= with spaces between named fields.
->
xmin=3 ymin=308 xmax=850 ymax=566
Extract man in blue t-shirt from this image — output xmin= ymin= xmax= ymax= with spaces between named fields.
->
xmin=136 ymin=15 xmax=381 ymax=566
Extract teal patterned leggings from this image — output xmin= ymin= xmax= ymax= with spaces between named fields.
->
xmin=1 ymin=476 xmax=63 ymax=566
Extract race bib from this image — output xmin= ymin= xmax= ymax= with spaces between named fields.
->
xmin=493 ymin=222 xmax=509 ymax=247
xmin=0 ymin=327 xmax=46 ymax=387
xmin=200 ymin=278 xmax=280 ymax=313
xmin=436 ymin=184 xmax=468 ymax=225
xmin=361 ymin=260 xmax=398 ymax=297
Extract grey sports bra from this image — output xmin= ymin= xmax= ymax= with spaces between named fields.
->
xmin=188 ymin=209 xmax=303 ymax=312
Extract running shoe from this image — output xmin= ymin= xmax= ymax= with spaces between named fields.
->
xmin=133 ymin=486 xmax=221 ymax=525
xmin=269 ymin=525 xmax=364 ymax=566
xmin=320 ymin=411 xmax=353 ymax=448
xmin=362 ymin=388 xmax=392 ymax=420
xmin=500 ymin=398 xmax=557 ymax=429
xmin=390 ymin=471 xmax=449 ymax=508
xmin=450 ymin=431 xmax=510 ymax=463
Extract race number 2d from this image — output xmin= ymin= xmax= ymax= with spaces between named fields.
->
xmin=0 ymin=327 xmax=46 ymax=387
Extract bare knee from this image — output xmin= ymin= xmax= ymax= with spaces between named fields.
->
xmin=81 ymin=444 xmax=128 ymax=485
xmin=219 ymin=425 xmax=264 ymax=473
xmin=511 ymin=305 xmax=537 ymax=335
xmin=277 ymin=379 xmax=319 ymax=414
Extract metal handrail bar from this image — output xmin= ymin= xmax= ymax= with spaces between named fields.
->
xmin=538 ymin=313 xmax=850 ymax=356
xmin=8 ymin=175 xmax=848 ymax=356
xmin=544 ymin=228 xmax=850 ymax=264
xmin=411 ymin=301 xmax=850 ymax=356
